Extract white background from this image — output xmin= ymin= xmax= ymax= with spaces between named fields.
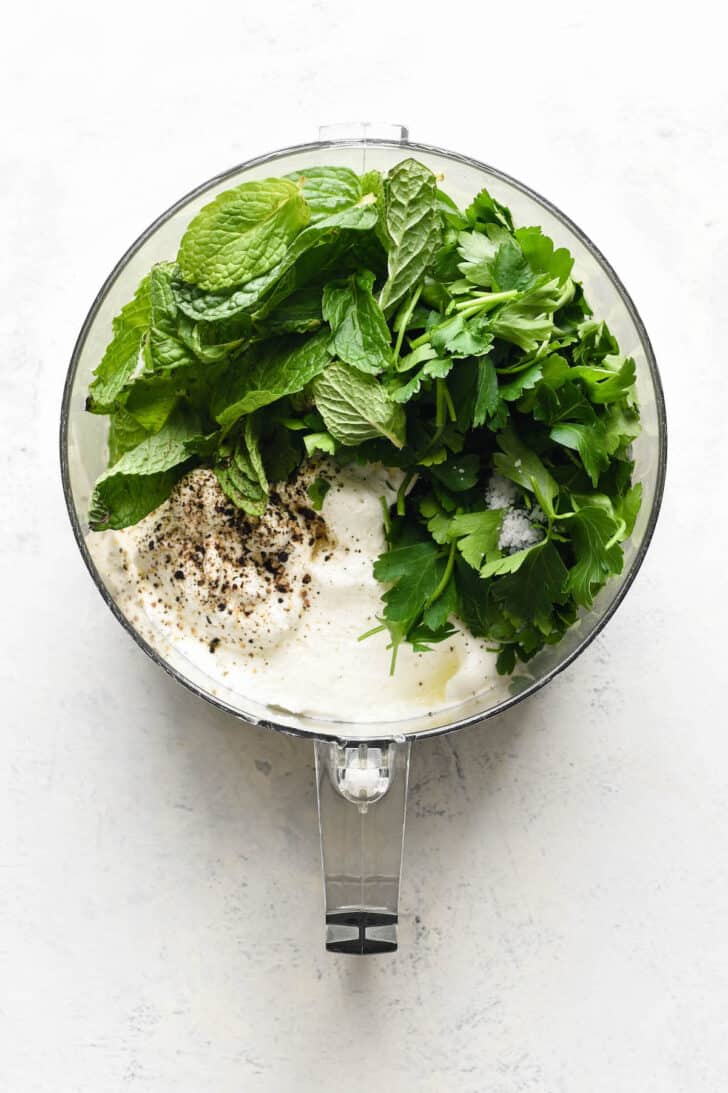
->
xmin=1 ymin=2 xmax=727 ymax=1090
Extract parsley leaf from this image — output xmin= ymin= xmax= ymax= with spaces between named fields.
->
xmin=307 ymin=475 xmax=331 ymax=511
xmin=493 ymin=426 xmax=559 ymax=519
xmin=562 ymin=505 xmax=624 ymax=607
xmin=372 ymin=539 xmax=454 ymax=666
xmin=447 ymin=510 xmax=504 ymax=570
xmin=492 ymin=541 xmax=568 ymax=624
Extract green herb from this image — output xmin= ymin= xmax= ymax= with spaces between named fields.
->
xmin=308 ymin=475 xmax=332 ymax=511
xmin=86 ymin=158 xmax=642 ymax=675
xmin=379 ymin=159 xmax=441 ymax=315
xmin=212 ymin=329 xmax=331 ymax=426
xmin=322 ymin=269 xmax=392 ymax=374
xmin=214 ymin=414 xmax=269 ymax=516
xmin=312 ymin=361 xmax=406 ymax=447
xmin=87 ymin=274 xmax=151 ymax=412
xmin=88 ymin=405 xmax=202 ymax=530
xmin=177 ymin=179 xmax=310 ymax=290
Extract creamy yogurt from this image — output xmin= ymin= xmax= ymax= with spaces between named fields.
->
xmin=88 ymin=463 xmax=500 ymax=722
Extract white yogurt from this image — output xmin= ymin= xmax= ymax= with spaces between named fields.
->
xmin=88 ymin=464 xmax=499 ymax=722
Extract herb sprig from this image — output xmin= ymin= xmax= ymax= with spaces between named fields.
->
xmin=86 ymin=158 xmax=641 ymax=674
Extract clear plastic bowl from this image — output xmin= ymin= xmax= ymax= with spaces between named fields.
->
xmin=61 ymin=127 xmax=667 ymax=743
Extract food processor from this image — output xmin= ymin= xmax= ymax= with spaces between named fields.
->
xmin=60 ymin=124 xmax=667 ymax=953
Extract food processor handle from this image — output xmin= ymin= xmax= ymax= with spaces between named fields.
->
xmin=314 ymin=739 xmax=411 ymax=954
xmin=318 ymin=122 xmax=410 ymax=143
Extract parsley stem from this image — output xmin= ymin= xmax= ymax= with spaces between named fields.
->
xmin=442 ymin=384 xmax=457 ymax=423
xmin=417 ymin=380 xmax=449 ymax=461
xmin=455 ymin=289 xmax=518 ymax=318
xmin=379 ymin=495 xmax=392 ymax=535
xmin=396 ymin=470 xmax=414 ymax=515
xmin=427 ymin=542 xmax=456 ymax=608
xmin=392 ymin=285 xmax=422 ymax=364
xmin=435 ymin=379 xmax=446 ymax=428
xmin=408 ymin=329 xmax=431 ymax=351
xmin=358 ymin=624 xmax=386 ymax=642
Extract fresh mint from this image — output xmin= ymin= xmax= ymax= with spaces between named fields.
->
xmin=379 ymin=159 xmax=441 ymax=316
xmin=322 ymin=269 xmax=392 ymax=374
xmin=312 ymin=362 xmax=406 ymax=448
xmin=88 ymin=405 xmax=202 ymax=530
xmin=177 ymin=179 xmax=310 ymax=290
xmin=86 ymin=157 xmax=642 ymax=675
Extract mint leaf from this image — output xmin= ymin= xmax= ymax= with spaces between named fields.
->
xmin=215 ymin=415 xmax=268 ymax=516
xmin=313 ymin=361 xmax=406 ymax=447
xmin=258 ymin=287 xmax=323 ymax=335
xmin=172 ymin=277 xmax=276 ymax=322
xmin=322 ymin=269 xmax=392 ymax=374
xmin=177 ymin=179 xmax=310 ymax=291
xmin=88 ymin=406 xmax=201 ymax=530
xmin=147 ymin=264 xmax=198 ymax=373
xmin=175 ymin=201 xmax=379 ymax=323
xmin=87 ymin=274 xmax=151 ymax=412
xmin=212 ymin=329 xmax=330 ymax=427
xmin=124 ymin=379 xmax=177 ymax=433
xmin=379 ymin=159 xmax=441 ymax=315
xmin=285 ymin=166 xmax=364 ymax=221
xmin=261 ymin=425 xmax=300 ymax=484
xmin=107 ymin=406 xmax=150 ymax=465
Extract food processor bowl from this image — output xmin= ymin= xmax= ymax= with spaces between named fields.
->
xmin=61 ymin=124 xmax=667 ymax=952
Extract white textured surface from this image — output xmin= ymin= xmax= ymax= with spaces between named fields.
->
xmin=1 ymin=2 xmax=727 ymax=1090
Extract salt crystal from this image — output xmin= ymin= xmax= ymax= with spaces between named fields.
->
xmin=485 ymin=474 xmax=517 ymax=510
xmin=498 ymin=510 xmax=544 ymax=552
xmin=485 ymin=473 xmax=546 ymax=554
